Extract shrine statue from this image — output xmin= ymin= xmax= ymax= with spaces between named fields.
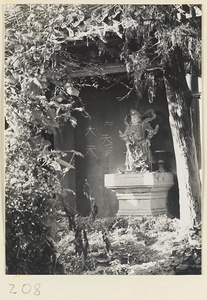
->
xmin=119 ymin=108 xmax=159 ymax=172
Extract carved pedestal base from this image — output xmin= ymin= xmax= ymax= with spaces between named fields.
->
xmin=104 ymin=172 xmax=173 ymax=216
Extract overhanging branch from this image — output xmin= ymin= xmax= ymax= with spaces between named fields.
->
xmin=69 ymin=63 xmax=127 ymax=78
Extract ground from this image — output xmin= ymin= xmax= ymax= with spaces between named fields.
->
xmin=54 ymin=215 xmax=201 ymax=275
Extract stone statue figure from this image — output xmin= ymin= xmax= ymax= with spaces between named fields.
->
xmin=119 ymin=108 xmax=159 ymax=172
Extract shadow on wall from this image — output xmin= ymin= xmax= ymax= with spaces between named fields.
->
xmin=167 ymin=176 xmax=180 ymax=219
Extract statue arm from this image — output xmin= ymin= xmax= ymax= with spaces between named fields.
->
xmin=145 ymin=123 xmax=159 ymax=139
xmin=124 ymin=115 xmax=129 ymax=126
xmin=119 ymin=115 xmax=130 ymax=138
xmin=142 ymin=109 xmax=156 ymax=125
xmin=142 ymin=109 xmax=159 ymax=138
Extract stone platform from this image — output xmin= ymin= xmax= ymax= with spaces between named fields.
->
xmin=104 ymin=172 xmax=173 ymax=216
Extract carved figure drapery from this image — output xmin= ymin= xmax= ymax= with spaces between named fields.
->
xmin=119 ymin=109 xmax=159 ymax=172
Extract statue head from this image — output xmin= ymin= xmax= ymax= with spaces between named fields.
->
xmin=129 ymin=109 xmax=141 ymax=125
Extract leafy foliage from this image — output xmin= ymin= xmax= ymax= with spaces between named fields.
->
xmin=55 ymin=215 xmax=201 ymax=275
xmin=5 ymin=4 xmax=86 ymax=274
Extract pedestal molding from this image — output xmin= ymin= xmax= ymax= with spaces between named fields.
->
xmin=104 ymin=172 xmax=174 ymax=216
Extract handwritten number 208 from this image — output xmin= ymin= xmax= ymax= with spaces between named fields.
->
xmin=9 ymin=283 xmax=40 ymax=295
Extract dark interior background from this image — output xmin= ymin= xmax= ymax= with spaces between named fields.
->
xmin=54 ymin=79 xmax=180 ymax=218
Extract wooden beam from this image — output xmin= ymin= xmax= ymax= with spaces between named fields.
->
xmin=69 ymin=63 xmax=127 ymax=78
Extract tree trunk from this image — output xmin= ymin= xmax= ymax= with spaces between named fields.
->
xmin=163 ymin=47 xmax=201 ymax=228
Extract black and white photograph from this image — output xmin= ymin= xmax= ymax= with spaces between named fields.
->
xmin=3 ymin=2 xmax=203 ymax=279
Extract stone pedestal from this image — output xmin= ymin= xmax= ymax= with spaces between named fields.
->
xmin=104 ymin=172 xmax=174 ymax=216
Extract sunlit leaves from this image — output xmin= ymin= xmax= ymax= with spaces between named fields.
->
xmin=55 ymin=215 xmax=201 ymax=275
xmin=5 ymin=4 xmax=83 ymax=274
